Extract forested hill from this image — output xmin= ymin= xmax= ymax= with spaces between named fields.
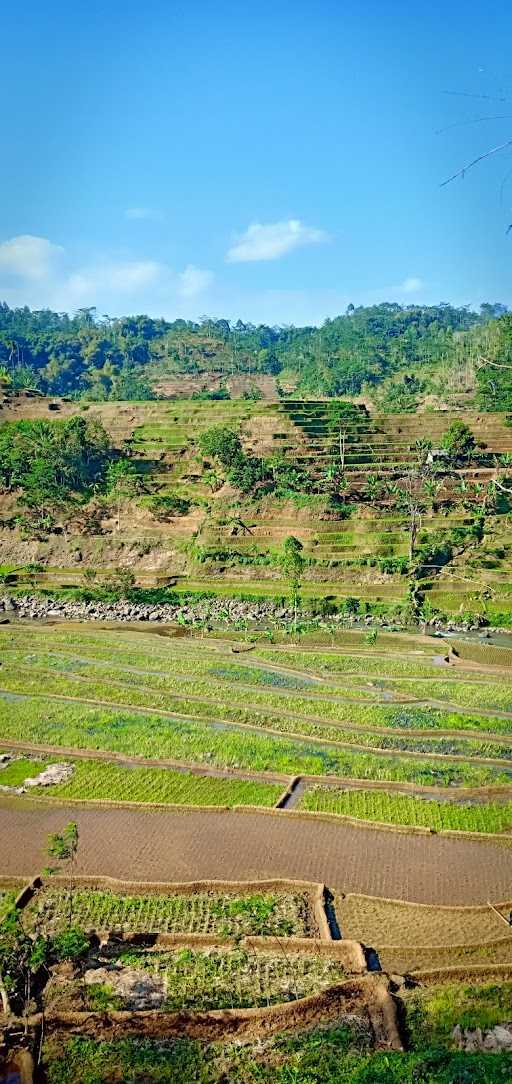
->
xmin=0 ymin=300 xmax=511 ymax=409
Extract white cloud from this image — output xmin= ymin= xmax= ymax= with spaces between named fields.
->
xmin=400 ymin=276 xmax=423 ymax=294
xmin=64 ymin=259 xmax=169 ymax=309
xmin=226 ymin=219 xmax=329 ymax=263
xmin=0 ymin=233 xmax=216 ymax=317
xmin=0 ymin=234 xmax=64 ymax=280
xmin=124 ymin=207 xmax=162 ymax=221
xmin=178 ymin=264 xmax=214 ymax=298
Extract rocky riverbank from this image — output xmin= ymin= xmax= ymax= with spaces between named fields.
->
xmin=0 ymin=592 xmax=507 ymax=637
xmin=0 ymin=592 xmax=298 ymax=626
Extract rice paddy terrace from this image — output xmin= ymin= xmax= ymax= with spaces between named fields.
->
xmin=2 ymin=621 xmax=512 ymax=886
xmin=2 ymin=394 xmax=512 ymax=621
xmin=3 ymin=624 xmax=512 ymax=1079
xmin=3 ymin=398 xmax=512 ymax=1080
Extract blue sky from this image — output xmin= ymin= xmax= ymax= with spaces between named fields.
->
xmin=1 ymin=0 xmax=511 ymax=325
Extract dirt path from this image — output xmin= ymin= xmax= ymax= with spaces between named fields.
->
xmin=1 ymin=800 xmax=512 ymax=904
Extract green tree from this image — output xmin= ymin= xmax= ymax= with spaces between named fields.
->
xmin=441 ymin=420 xmax=476 ymax=463
xmin=199 ymin=426 xmax=242 ymax=466
xmin=279 ymin=536 xmax=305 ymax=632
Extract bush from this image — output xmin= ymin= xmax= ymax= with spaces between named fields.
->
xmin=52 ymin=927 xmax=89 ymax=961
xmin=441 ymin=420 xmax=476 ymax=461
xmin=143 ymin=493 xmax=191 ymax=518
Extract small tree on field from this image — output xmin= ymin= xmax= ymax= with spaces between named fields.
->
xmin=279 ymin=536 xmax=305 ymax=632
xmin=441 ymin=421 xmax=476 ymax=464
xmin=105 ymin=566 xmax=136 ymax=597
xmin=388 ymin=471 xmax=426 ymax=563
xmin=46 ymin=822 xmax=79 ymax=928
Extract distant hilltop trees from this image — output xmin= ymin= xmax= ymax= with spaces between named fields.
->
xmin=0 ymin=300 xmax=510 ymax=409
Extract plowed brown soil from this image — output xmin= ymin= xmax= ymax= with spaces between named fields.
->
xmin=1 ymin=800 xmax=512 ymax=904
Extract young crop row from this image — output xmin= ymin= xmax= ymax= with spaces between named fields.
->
xmin=3 ymin=639 xmax=318 ymax=687
xmin=0 ymin=696 xmax=510 ymax=788
xmin=106 ymin=946 xmax=347 ymax=1011
xmin=32 ymin=759 xmax=282 ymax=808
xmin=6 ymin=628 xmax=488 ymax=685
xmin=10 ymin=647 xmax=369 ymax=701
xmin=388 ymin=678 xmax=512 ymax=713
xmin=300 ymin=786 xmax=512 ymax=834
xmin=5 ymin=628 xmax=511 ymax=736
xmin=5 ymin=627 xmax=512 ymax=726
xmin=5 ymin=654 xmax=512 ymax=761
xmin=0 ymin=662 xmax=380 ymax=737
xmin=8 ymin=654 xmax=512 ymax=762
xmin=257 ymin=648 xmax=493 ymax=682
xmin=5 ymin=627 xmax=475 ymax=689
xmin=27 ymin=887 xmax=309 ymax=937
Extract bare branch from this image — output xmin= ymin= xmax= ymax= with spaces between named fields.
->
xmin=436 ymin=115 xmax=512 ymax=136
xmin=441 ymin=139 xmax=512 ymax=187
xmin=443 ymin=90 xmax=509 ymax=103
xmin=475 ymin=355 xmax=512 ymax=372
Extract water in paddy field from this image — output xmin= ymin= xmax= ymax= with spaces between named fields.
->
xmin=437 ymin=629 xmax=512 ymax=648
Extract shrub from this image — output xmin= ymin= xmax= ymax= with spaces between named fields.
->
xmin=143 ymin=493 xmax=191 ymax=518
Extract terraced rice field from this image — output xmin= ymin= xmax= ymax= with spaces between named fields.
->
xmin=3 ymin=621 xmax=512 ymax=902
xmin=2 ymin=801 xmax=512 ymax=903
xmin=4 ymin=400 xmax=512 ymax=623
xmin=337 ymin=893 xmax=512 ymax=947
xmin=3 ymin=625 xmax=512 ymax=797
xmin=28 ymin=759 xmax=283 ymax=808
xmin=337 ymin=892 xmax=512 ymax=973
xmin=300 ymin=786 xmax=512 ymax=834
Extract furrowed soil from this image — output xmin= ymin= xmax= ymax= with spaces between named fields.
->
xmin=1 ymin=799 xmax=512 ymax=904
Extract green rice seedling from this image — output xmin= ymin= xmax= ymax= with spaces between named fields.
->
xmin=300 ymin=785 xmax=512 ymax=833
xmin=32 ymin=759 xmax=281 ymax=808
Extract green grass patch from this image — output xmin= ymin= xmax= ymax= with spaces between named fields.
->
xmin=0 ymin=756 xmax=43 ymax=786
xmin=405 ymin=981 xmax=512 ymax=1051
xmin=43 ymin=1034 xmax=512 ymax=1084
xmin=0 ymin=889 xmax=17 ymax=920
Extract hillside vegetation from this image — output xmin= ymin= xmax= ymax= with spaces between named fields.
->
xmin=1 ymin=300 xmax=512 ymax=410
xmin=0 ymin=392 xmax=512 ymax=625
xmin=1 ymin=301 xmax=512 ymax=625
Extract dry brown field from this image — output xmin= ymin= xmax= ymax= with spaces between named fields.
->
xmin=2 ymin=799 xmax=512 ymax=905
